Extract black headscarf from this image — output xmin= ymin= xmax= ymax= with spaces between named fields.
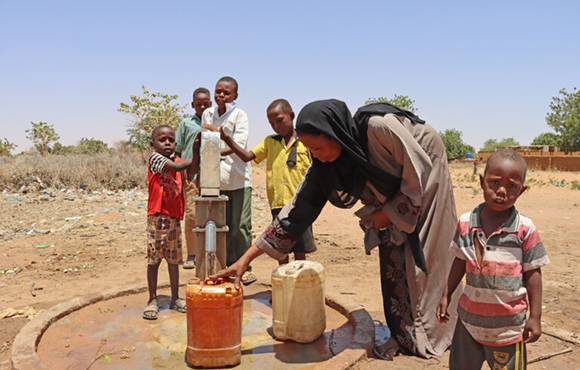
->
xmin=295 ymin=99 xmax=425 ymax=208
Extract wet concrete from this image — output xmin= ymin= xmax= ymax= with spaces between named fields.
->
xmin=33 ymin=284 xmax=360 ymax=369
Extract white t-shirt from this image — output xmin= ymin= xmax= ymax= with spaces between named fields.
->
xmin=201 ymin=103 xmax=252 ymax=190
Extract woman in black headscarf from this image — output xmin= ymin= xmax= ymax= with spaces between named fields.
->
xmin=215 ymin=99 xmax=460 ymax=360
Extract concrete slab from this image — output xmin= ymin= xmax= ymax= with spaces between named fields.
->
xmin=11 ymin=283 xmax=373 ymax=369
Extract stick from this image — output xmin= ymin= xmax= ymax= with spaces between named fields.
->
xmin=528 ymin=347 xmax=572 ymax=364
xmin=543 ymin=328 xmax=580 ymax=347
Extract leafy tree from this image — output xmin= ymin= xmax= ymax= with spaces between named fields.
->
xmin=531 ymin=132 xmax=562 ymax=147
xmin=480 ymin=137 xmax=520 ymax=152
xmin=52 ymin=142 xmax=76 ymax=155
xmin=25 ymin=121 xmax=60 ymax=156
xmin=546 ymin=87 xmax=580 ymax=152
xmin=365 ymin=94 xmax=418 ymax=113
xmin=0 ymin=138 xmax=17 ymax=156
xmin=77 ymin=138 xmax=109 ymax=154
xmin=118 ymin=86 xmax=187 ymax=159
xmin=439 ymin=129 xmax=475 ymax=161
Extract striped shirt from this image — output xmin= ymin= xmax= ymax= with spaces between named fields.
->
xmin=451 ymin=204 xmax=550 ymax=346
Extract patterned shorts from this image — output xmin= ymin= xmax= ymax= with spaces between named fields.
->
xmin=147 ymin=214 xmax=183 ymax=265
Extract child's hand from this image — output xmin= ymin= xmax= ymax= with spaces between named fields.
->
xmin=193 ymin=131 xmax=201 ymax=152
xmin=523 ymin=316 xmax=542 ymax=343
xmin=217 ymin=126 xmax=228 ymax=141
xmin=202 ymin=125 xmax=229 ymax=141
xmin=202 ymin=124 xmax=217 ymax=133
xmin=436 ymin=297 xmax=450 ymax=323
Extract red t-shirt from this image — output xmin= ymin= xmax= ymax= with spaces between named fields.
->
xmin=147 ymin=152 xmax=184 ymax=219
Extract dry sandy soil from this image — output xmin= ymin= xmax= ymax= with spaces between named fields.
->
xmin=1 ymin=162 xmax=579 ymax=369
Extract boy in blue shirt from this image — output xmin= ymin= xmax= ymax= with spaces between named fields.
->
xmin=175 ymin=87 xmax=212 ymax=269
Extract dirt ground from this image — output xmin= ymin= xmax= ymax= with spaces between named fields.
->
xmin=1 ymin=162 xmax=579 ymax=370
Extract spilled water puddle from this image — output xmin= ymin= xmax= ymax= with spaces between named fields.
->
xmin=36 ymin=286 xmax=354 ymax=369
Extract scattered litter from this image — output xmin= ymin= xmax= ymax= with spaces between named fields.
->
xmin=63 ymin=268 xmax=79 ymax=273
xmin=0 ymin=268 xmax=23 ymax=274
xmin=4 ymin=197 xmax=23 ymax=202
xmin=0 ymin=306 xmax=45 ymax=319
xmin=136 ymin=203 xmax=146 ymax=207
xmin=26 ymin=230 xmax=37 ymax=235
xmin=65 ymin=216 xmax=82 ymax=221
xmin=121 ymin=249 xmax=135 ymax=253
xmin=77 ymin=250 xmax=85 ymax=254
xmin=80 ymin=233 xmax=97 ymax=237
xmin=82 ymin=264 xmax=93 ymax=269
xmin=33 ymin=244 xmax=55 ymax=249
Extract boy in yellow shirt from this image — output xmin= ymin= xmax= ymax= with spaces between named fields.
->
xmin=207 ymin=99 xmax=316 ymax=264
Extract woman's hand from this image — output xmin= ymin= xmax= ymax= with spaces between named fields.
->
xmin=211 ymin=245 xmax=264 ymax=288
xmin=362 ymin=209 xmax=391 ymax=230
xmin=212 ymin=260 xmax=248 ymax=289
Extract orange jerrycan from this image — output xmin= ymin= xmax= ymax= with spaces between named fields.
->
xmin=186 ymin=277 xmax=243 ymax=368
xmin=271 ymin=260 xmax=326 ymax=343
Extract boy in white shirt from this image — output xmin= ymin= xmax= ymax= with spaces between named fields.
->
xmin=201 ymin=76 xmax=256 ymax=285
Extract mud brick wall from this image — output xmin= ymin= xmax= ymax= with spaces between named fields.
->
xmin=524 ymin=156 xmax=580 ymax=171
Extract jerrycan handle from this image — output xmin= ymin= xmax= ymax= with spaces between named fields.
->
xmin=203 ymin=277 xmax=242 ymax=296
xmin=203 ymin=277 xmax=229 ymax=285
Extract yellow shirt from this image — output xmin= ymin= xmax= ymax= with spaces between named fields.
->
xmin=252 ymin=135 xmax=312 ymax=210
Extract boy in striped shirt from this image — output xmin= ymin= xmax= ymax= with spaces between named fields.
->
xmin=437 ymin=149 xmax=549 ymax=369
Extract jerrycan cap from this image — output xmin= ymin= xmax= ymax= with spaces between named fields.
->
xmin=275 ymin=260 xmax=324 ymax=278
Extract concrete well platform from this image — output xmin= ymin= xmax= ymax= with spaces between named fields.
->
xmin=11 ymin=282 xmax=374 ymax=370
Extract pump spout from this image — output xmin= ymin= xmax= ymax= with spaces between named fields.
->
xmin=205 ymin=221 xmax=218 ymax=276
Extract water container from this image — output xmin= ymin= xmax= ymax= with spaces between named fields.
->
xmin=466 ymin=152 xmax=472 ymax=159
xmin=271 ymin=260 xmax=326 ymax=343
xmin=186 ymin=277 xmax=243 ymax=368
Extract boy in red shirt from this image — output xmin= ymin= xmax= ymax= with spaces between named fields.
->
xmin=143 ymin=125 xmax=199 ymax=320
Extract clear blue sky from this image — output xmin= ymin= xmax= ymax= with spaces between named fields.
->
xmin=1 ymin=1 xmax=579 ymax=153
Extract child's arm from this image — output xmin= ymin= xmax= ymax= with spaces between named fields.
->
xmin=437 ymin=257 xmax=465 ymax=323
xmin=164 ymin=157 xmax=193 ymax=172
xmin=523 ymin=268 xmax=543 ymax=343
xmin=202 ymin=125 xmax=256 ymax=162
xmin=186 ymin=132 xmax=202 ymax=180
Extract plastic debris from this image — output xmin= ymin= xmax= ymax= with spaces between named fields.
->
xmin=33 ymin=244 xmax=55 ymax=249
xmin=4 ymin=197 xmax=23 ymax=201
xmin=0 ymin=306 xmax=45 ymax=319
